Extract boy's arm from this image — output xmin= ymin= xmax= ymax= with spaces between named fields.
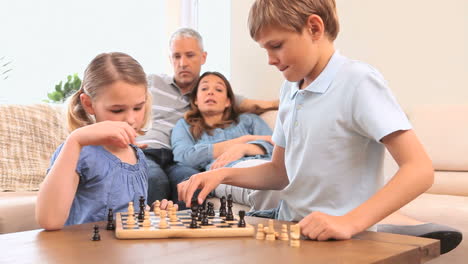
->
xmin=178 ymin=145 xmax=289 ymax=207
xmin=238 ymin=98 xmax=279 ymax=114
xmin=347 ymin=129 xmax=433 ymax=231
xmin=299 ymin=129 xmax=433 ymax=240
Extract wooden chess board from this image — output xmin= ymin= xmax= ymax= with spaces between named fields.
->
xmin=115 ymin=210 xmax=255 ymax=239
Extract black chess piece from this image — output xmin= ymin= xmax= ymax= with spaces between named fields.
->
xmin=91 ymin=225 xmax=101 ymax=241
xmin=207 ymin=202 xmax=215 ymax=217
xmin=237 ymin=210 xmax=246 ymax=227
xmin=226 ymin=194 xmax=234 ymax=221
xmin=106 ymin=208 xmax=115 ymax=230
xmin=138 ymin=196 xmax=145 ymax=221
xmin=201 ymin=211 xmax=209 ymax=226
xmin=189 ymin=212 xmax=198 ymax=228
xmin=219 ymin=196 xmax=227 ymax=217
xmin=198 ymin=206 xmax=204 ymax=221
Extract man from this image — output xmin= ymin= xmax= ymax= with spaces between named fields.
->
xmin=138 ymin=28 xmax=278 ymax=205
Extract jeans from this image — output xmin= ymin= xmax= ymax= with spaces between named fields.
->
xmin=246 ymin=206 xmax=280 ymax=219
xmin=143 ymin=148 xmax=199 ymax=206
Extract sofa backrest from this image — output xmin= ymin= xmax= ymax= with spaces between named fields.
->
xmin=0 ymin=104 xmax=68 ymax=191
xmin=384 ymin=105 xmax=468 ymax=197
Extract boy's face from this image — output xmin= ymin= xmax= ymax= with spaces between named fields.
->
xmin=256 ymin=26 xmax=319 ymax=83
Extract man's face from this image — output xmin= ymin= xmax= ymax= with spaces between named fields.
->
xmin=170 ymin=37 xmax=207 ymax=91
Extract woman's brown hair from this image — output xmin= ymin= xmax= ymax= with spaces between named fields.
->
xmin=184 ymin=71 xmax=240 ymax=140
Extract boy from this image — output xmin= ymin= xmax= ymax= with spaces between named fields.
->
xmin=177 ymin=0 xmax=433 ymax=241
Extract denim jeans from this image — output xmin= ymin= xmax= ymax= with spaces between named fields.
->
xmin=246 ymin=206 xmax=280 ymax=219
xmin=143 ymin=148 xmax=199 ymax=206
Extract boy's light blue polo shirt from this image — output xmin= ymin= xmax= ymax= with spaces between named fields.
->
xmin=272 ymin=51 xmax=411 ymax=222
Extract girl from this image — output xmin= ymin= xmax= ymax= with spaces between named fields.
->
xmin=171 ymin=71 xmax=280 ymax=210
xmin=36 ymin=52 xmax=152 ymax=230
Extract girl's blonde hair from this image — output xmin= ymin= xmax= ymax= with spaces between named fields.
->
xmin=248 ymin=0 xmax=339 ymax=41
xmin=184 ymin=71 xmax=240 ymax=140
xmin=67 ymin=52 xmax=151 ymax=134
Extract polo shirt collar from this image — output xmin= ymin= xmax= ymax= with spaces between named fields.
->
xmin=166 ymin=75 xmax=190 ymax=96
xmin=290 ymin=50 xmax=346 ymax=99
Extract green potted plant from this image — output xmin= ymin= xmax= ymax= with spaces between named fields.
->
xmin=46 ymin=73 xmax=82 ymax=103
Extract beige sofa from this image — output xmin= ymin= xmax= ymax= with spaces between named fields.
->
xmin=1 ymin=104 xmax=466 ymax=263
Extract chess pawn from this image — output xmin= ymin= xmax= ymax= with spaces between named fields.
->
xmin=159 ymin=210 xmax=168 ymax=229
xmin=170 ymin=207 xmax=178 ymax=222
xmin=265 ymin=220 xmax=276 ymax=241
xmin=153 ymin=200 xmax=161 ymax=216
xmin=256 ymin=224 xmax=265 ymax=240
xmin=128 ymin=202 xmax=135 ymax=216
xmin=279 ymin=224 xmax=289 ymax=241
xmin=91 ymin=225 xmax=101 ymax=241
xmin=143 ymin=210 xmax=151 ymax=228
xmin=290 ymin=224 xmax=301 ymax=248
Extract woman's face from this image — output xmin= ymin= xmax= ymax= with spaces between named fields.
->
xmin=195 ymin=74 xmax=231 ymax=115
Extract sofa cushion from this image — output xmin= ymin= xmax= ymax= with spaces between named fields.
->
xmin=409 ymin=105 xmax=468 ymax=171
xmin=0 ymin=104 xmax=68 ymax=191
xmin=0 ymin=191 xmax=40 ymax=234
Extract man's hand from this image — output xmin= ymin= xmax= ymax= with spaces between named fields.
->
xmin=239 ymin=99 xmax=279 ymax=115
xmin=298 ymin=211 xmax=357 ymax=241
xmin=177 ymin=169 xmax=227 ymax=207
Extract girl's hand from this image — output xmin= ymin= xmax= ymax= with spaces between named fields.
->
xmin=69 ymin=121 xmax=137 ymax=148
xmin=152 ymin=199 xmax=179 ymax=211
xmin=210 ymin=144 xmax=247 ymax=170
xmin=298 ymin=211 xmax=357 ymax=241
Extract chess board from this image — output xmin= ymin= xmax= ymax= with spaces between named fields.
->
xmin=115 ymin=210 xmax=255 ymax=239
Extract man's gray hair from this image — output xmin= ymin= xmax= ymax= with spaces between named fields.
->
xmin=169 ymin=28 xmax=204 ymax=51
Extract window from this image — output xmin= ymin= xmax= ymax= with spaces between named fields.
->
xmin=182 ymin=0 xmax=231 ymax=79
xmin=0 ymin=0 xmax=167 ymax=104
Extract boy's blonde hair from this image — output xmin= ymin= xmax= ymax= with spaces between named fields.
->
xmin=248 ymin=0 xmax=339 ymax=41
xmin=67 ymin=52 xmax=152 ymax=134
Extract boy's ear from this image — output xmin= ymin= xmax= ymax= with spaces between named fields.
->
xmin=80 ymin=93 xmax=95 ymax=115
xmin=306 ymin=14 xmax=325 ymax=40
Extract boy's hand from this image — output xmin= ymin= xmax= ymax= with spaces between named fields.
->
xmin=69 ymin=121 xmax=137 ymax=148
xmin=177 ymin=169 xmax=226 ymax=207
xmin=299 ymin=211 xmax=356 ymax=241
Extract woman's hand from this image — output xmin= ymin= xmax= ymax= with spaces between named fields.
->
xmin=69 ymin=121 xmax=137 ymax=148
xmin=210 ymin=144 xmax=248 ymax=170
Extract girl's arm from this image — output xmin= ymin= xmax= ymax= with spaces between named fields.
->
xmin=35 ymin=137 xmax=81 ymax=230
xmin=36 ymin=121 xmax=137 ymax=230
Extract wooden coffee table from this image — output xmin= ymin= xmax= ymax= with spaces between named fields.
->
xmin=0 ymin=217 xmax=439 ymax=263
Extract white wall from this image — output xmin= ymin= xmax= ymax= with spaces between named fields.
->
xmin=230 ymin=0 xmax=468 ymax=109
xmin=230 ymin=0 xmax=283 ymax=100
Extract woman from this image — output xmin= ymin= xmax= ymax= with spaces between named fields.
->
xmin=171 ymin=71 xmax=280 ymax=210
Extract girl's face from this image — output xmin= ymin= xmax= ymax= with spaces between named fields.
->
xmin=195 ymin=74 xmax=231 ymax=115
xmin=86 ymin=81 xmax=147 ymax=132
xmin=255 ymin=25 xmax=321 ymax=83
